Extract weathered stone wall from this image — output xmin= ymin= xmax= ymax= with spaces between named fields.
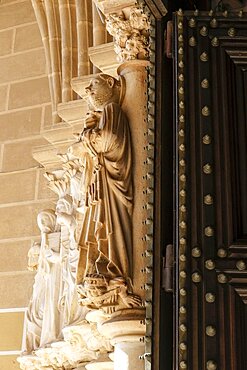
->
xmin=0 ymin=1 xmax=55 ymax=368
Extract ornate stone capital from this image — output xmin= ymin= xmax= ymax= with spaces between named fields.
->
xmin=106 ymin=6 xmax=150 ymax=62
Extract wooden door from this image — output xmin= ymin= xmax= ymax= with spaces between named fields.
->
xmin=174 ymin=10 xmax=247 ymax=370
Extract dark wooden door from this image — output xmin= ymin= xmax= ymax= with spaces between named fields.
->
xmin=174 ymin=10 xmax=247 ymax=370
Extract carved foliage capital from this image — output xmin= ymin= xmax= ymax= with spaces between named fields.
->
xmin=106 ymin=6 xmax=150 ymax=62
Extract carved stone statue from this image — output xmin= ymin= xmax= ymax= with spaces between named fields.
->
xmin=27 ymin=242 xmax=41 ymax=272
xmin=70 ymin=74 xmax=142 ymax=312
xmin=55 ymin=193 xmax=87 ymax=327
xmin=21 ymin=72 xmax=143 ymax=368
xmin=24 ymin=209 xmax=63 ymax=353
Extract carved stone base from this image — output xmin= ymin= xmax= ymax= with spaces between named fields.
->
xmin=98 ymin=308 xmax=146 ymax=370
xmin=17 ymin=321 xmax=113 ymax=370
xmin=114 ymin=342 xmax=145 ymax=370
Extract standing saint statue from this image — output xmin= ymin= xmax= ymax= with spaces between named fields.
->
xmin=71 ymin=74 xmax=141 ymax=312
xmin=23 ymin=210 xmax=63 ymax=353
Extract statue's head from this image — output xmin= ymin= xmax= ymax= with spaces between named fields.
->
xmin=55 ymin=195 xmax=73 ymax=216
xmin=37 ymin=209 xmax=56 ymax=234
xmin=55 ymin=195 xmax=75 ymax=229
xmin=85 ymin=74 xmax=121 ymax=111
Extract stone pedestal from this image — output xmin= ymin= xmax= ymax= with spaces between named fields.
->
xmin=114 ymin=342 xmax=144 ymax=370
xmin=98 ymin=309 xmax=146 ymax=370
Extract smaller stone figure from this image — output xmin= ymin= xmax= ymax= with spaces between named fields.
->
xmin=44 ymin=162 xmax=89 ymax=327
xmin=23 ymin=209 xmax=63 ymax=353
xmin=27 ymin=242 xmax=41 ymax=272
xmin=56 ymin=194 xmax=77 ymax=249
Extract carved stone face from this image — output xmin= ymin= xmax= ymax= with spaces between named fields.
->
xmin=85 ymin=75 xmax=115 ymax=111
xmin=37 ymin=210 xmax=56 ymax=234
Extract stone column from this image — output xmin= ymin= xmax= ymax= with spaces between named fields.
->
xmin=118 ymin=60 xmax=150 ymax=299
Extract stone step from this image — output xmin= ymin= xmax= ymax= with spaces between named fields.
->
xmin=86 ymin=362 xmax=114 ymax=370
xmin=32 ymin=143 xmax=62 ymax=168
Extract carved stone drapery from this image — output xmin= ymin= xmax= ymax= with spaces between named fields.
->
xmin=24 ymin=210 xmax=63 ymax=353
xmin=23 ymin=208 xmax=87 ymax=355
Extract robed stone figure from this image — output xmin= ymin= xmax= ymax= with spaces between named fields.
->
xmin=24 ymin=210 xmax=63 ymax=353
xmin=72 ymin=74 xmax=133 ymax=289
